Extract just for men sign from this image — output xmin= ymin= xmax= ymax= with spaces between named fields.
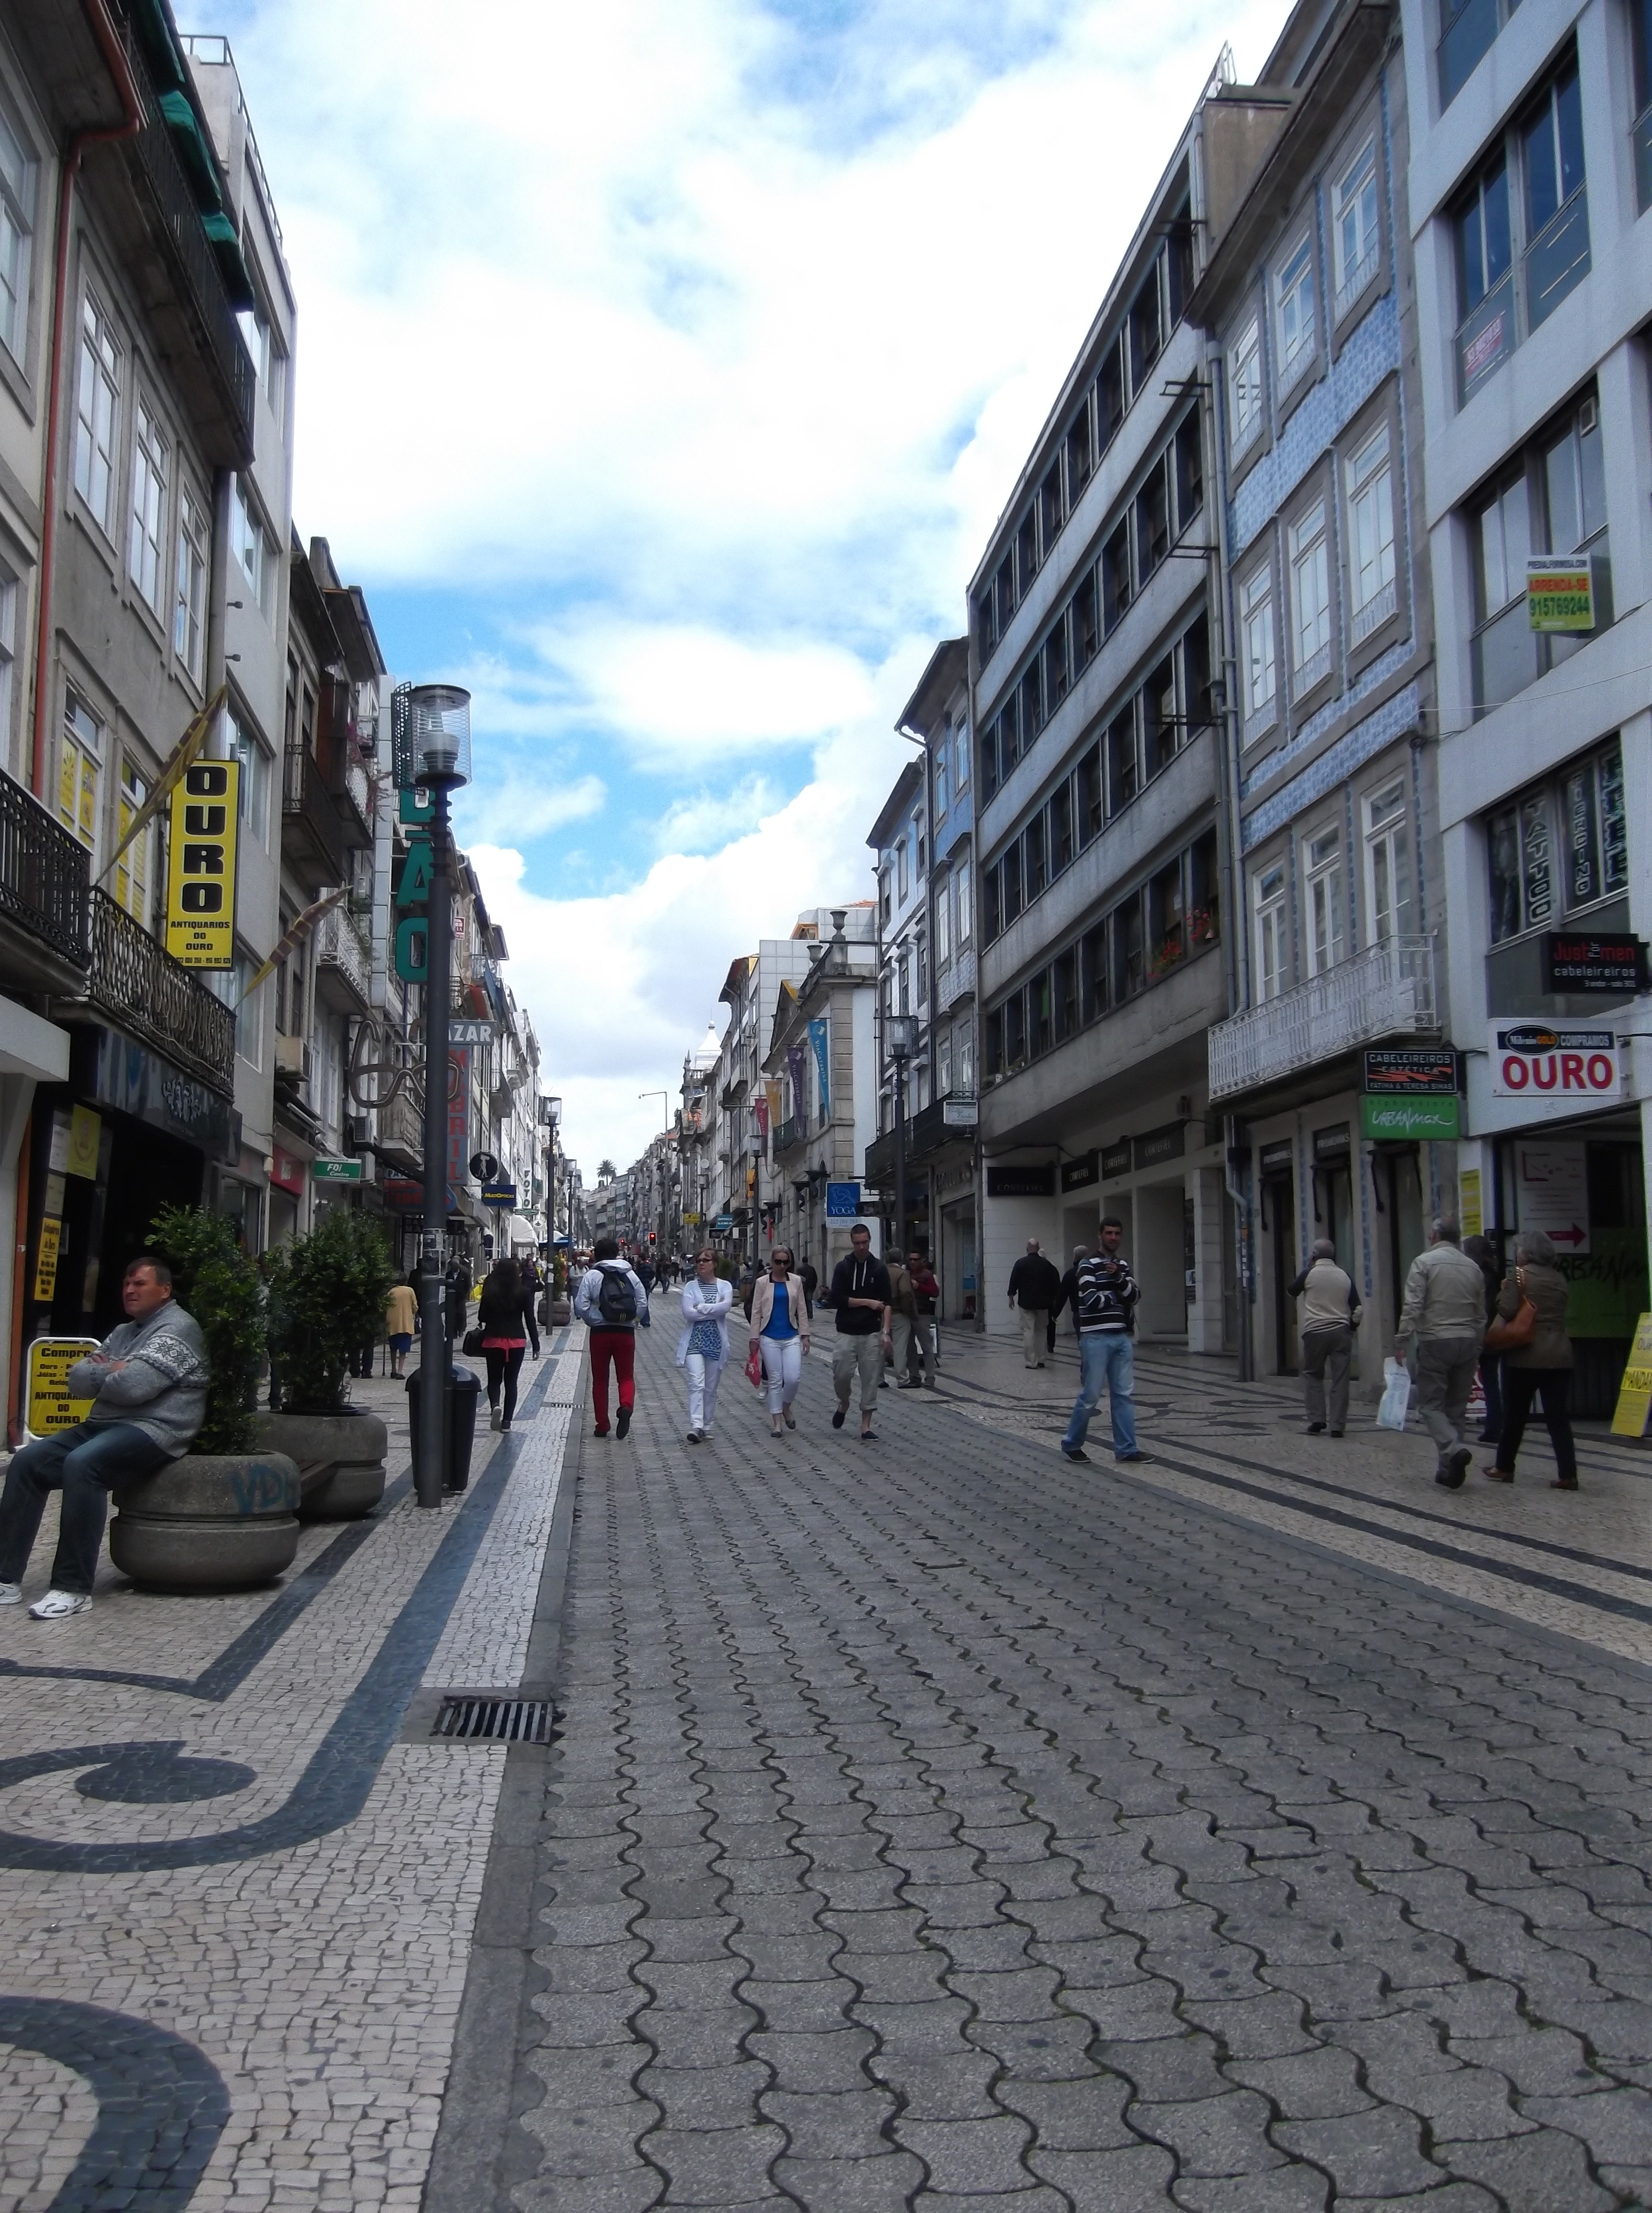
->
xmin=164 ymin=759 xmax=240 ymax=969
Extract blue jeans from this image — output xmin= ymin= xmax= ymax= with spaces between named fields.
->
xmin=1063 ymin=1334 xmax=1137 ymax=1457
xmin=0 ymin=1421 xmax=171 ymax=1594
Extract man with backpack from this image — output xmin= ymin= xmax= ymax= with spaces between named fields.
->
xmin=573 ymin=1236 xmax=651 ymax=1439
xmin=1060 ymin=1216 xmax=1145 ymax=1465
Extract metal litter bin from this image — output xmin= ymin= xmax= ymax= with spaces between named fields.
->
xmin=407 ymin=1363 xmax=485 ymax=1494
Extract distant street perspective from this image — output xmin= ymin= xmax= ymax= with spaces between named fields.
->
xmin=4 ymin=0 xmax=1652 ymax=2207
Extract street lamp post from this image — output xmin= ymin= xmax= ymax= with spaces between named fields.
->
xmin=543 ymin=1094 xmax=562 ymax=1258
xmin=408 ymin=684 xmax=471 ymax=1510
xmin=887 ymin=1013 xmax=920 ymax=1260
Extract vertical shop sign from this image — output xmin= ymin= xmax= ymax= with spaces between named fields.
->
xmin=164 ymin=759 xmax=240 ymax=969
xmin=447 ymin=1048 xmax=469 ymax=1197
xmin=808 ymin=1019 xmax=831 ymax=1118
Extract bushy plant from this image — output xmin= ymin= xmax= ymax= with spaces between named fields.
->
xmin=266 ymin=1210 xmax=394 ymax=1413
xmin=148 ymin=1204 xmax=264 ymax=1454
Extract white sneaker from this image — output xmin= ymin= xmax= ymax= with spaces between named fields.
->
xmin=0 ymin=1581 xmax=21 ymax=1605
xmin=28 ymin=1589 xmax=90 ymax=1620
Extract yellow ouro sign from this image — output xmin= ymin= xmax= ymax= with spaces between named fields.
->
xmin=1527 ymin=558 xmax=1594 ymax=633
xmin=32 ymin=1217 xmax=61 ymax=1302
xmin=165 ymin=758 xmax=240 ymax=969
xmin=1610 ymin=1313 xmax=1652 ymax=1437
xmin=25 ymin=1336 xmax=99 ymax=1437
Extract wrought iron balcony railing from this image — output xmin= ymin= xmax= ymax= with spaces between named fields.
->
xmin=1208 ymin=934 xmax=1437 ymax=1102
xmin=87 ymin=888 xmax=235 ymax=1095
xmin=0 ymin=771 xmax=90 ymax=970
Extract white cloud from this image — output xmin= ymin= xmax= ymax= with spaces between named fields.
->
xmin=653 ymin=775 xmax=787 ymax=854
xmin=454 ymin=770 xmax=606 ymax=848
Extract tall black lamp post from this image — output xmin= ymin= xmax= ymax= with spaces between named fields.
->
xmin=887 ymin=1012 xmax=920 ymax=1259
xmin=410 ymin=683 xmax=471 ymax=1509
xmin=544 ymin=1093 xmax=562 ymax=1252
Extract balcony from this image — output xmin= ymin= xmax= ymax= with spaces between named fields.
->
xmin=1525 ymin=189 xmax=1590 ymax=334
xmin=773 ymin=1116 xmax=802 ymax=1154
xmin=281 ymin=744 xmax=351 ymax=891
xmin=315 ymin=904 xmax=372 ymax=1015
xmin=1208 ymin=935 xmax=1437 ymax=1102
xmin=911 ymin=1093 xmax=979 ymax=1158
xmin=376 ymin=1081 xmax=424 ymax=1172
xmin=85 ymin=888 xmax=235 ymax=1096
xmin=0 ymin=771 xmax=90 ymax=992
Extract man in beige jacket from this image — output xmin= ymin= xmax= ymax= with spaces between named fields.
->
xmin=1394 ymin=1218 xmax=1486 ymax=1488
xmin=1288 ymin=1240 xmax=1361 ymax=1435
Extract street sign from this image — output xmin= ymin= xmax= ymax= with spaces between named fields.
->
xmin=1360 ymin=1094 xmax=1460 ymax=1141
xmin=1540 ymin=933 xmax=1647 ymax=995
xmin=825 ymin=1181 xmax=862 ymax=1217
xmin=469 ymin=1151 xmax=501 ymax=1182
xmin=1489 ymin=1022 xmax=1621 ymax=1101
xmin=482 ymin=1181 xmax=517 ymax=1207
xmin=24 ymin=1336 xmax=98 ymax=1438
xmin=1363 ymin=1047 xmax=1458 ymax=1095
xmin=312 ymin=1157 xmax=363 ymax=1182
xmin=448 ymin=1019 xmax=496 ymax=1046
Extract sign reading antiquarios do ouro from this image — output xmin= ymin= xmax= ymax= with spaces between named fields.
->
xmin=164 ymin=758 xmax=241 ymax=970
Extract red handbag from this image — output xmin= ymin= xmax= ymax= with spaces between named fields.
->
xmin=745 ymin=1342 xmax=764 ymax=1390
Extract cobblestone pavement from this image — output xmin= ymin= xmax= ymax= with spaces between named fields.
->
xmin=505 ymin=1323 xmax=1652 ymax=2213
xmin=0 ymin=1332 xmax=581 ymax=2213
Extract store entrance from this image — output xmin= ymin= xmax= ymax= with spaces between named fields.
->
xmin=1263 ymin=1168 xmax=1298 ymax=1374
xmin=1376 ymin=1145 xmax=1425 ymax=1331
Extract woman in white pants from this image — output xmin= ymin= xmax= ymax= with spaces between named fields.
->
xmin=749 ymin=1246 xmax=811 ymax=1437
xmin=676 ymin=1249 xmax=733 ymax=1441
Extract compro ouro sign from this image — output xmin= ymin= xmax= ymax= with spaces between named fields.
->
xmin=1489 ymin=1022 xmax=1622 ymax=1102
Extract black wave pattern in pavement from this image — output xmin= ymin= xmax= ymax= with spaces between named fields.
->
xmin=0 ymin=1358 xmax=559 ymax=1872
xmin=0 ymin=1994 xmax=230 ymax=2211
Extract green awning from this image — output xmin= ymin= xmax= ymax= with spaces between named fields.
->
xmin=157 ymin=89 xmax=223 ymax=211
xmin=202 ymin=211 xmax=257 ymax=313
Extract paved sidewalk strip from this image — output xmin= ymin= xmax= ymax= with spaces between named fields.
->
xmin=509 ymin=1325 xmax=1652 ymax=2213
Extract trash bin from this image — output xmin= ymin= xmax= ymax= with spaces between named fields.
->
xmin=406 ymin=1363 xmax=485 ymax=1494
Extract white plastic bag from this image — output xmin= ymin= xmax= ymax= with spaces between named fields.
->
xmin=1376 ymin=1356 xmax=1411 ymax=1432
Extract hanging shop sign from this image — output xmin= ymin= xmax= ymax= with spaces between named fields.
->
xmin=942 ymin=1097 xmax=979 ymax=1128
xmin=826 ymin=1181 xmax=862 ymax=1218
xmin=1488 ymin=1022 xmax=1621 ymax=1101
xmin=270 ymin=1150 xmax=306 ymax=1195
xmin=482 ymin=1181 xmax=517 ymax=1208
xmin=448 ymin=1018 xmax=495 ymax=1046
xmin=1360 ymin=1094 xmax=1461 ymax=1142
xmin=1526 ymin=557 xmax=1594 ymax=633
xmin=312 ymin=1157 xmax=363 ymax=1183
xmin=1100 ymin=1139 xmax=1132 ymax=1179
xmin=985 ymin=1164 xmax=1055 ymax=1197
xmin=714 ymin=1213 xmax=734 ymax=1230
xmin=24 ymin=1337 xmax=99 ymax=1438
xmin=163 ymin=759 xmax=240 ymax=969
xmin=1132 ymin=1122 xmax=1186 ymax=1171
xmin=1061 ymin=1152 xmax=1099 ymax=1192
xmin=1312 ymin=1123 xmax=1351 ymax=1161
xmin=1363 ymin=1048 xmax=1458 ymax=1095
xmin=1259 ymin=1139 xmax=1295 ymax=1174
xmin=1540 ymin=933 xmax=1647 ymax=996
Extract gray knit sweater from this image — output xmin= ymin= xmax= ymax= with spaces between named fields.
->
xmin=65 ymin=1302 xmax=209 ymax=1457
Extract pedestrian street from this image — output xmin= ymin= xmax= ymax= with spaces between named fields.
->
xmin=2 ymin=1325 xmax=1652 ymax=2212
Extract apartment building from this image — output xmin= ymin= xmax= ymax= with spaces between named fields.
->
xmin=1195 ymin=0 xmax=1444 ymax=1383
xmin=1401 ymin=0 xmax=1652 ymax=1411
xmin=0 ymin=0 xmax=281 ymax=1433
xmin=766 ymin=906 xmax=879 ymax=1273
xmin=865 ymin=756 xmax=929 ymax=1252
xmin=969 ymin=84 xmax=1256 ymax=1352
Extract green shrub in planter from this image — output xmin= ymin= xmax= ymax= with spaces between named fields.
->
xmin=266 ymin=1211 xmax=394 ymax=1414
xmin=147 ymin=1204 xmax=264 ymax=1454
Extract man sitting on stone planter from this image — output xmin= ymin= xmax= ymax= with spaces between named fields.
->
xmin=0 ymin=1256 xmax=207 ymax=1620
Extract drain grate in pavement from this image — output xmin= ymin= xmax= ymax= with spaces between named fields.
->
xmin=431 ymin=1695 xmax=559 ymax=1744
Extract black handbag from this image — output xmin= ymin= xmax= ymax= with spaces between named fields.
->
xmin=462 ymin=1325 xmax=485 ymax=1357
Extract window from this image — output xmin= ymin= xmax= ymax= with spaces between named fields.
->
xmin=128 ymin=397 xmax=168 ymax=612
xmin=1333 ymin=137 xmax=1380 ymax=311
xmin=1098 ymin=341 xmax=1125 ymax=449
xmin=1454 ymin=151 xmax=1513 ymax=401
xmin=1289 ymin=500 xmax=1332 ymax=688
xmin=1053 ymin=947 xmax=1078 ymax=1043
xmin=1002 ymin=840 xmax=1022 ymax=926
xmin=237 ymin=292 xmax=285 ymax=422
xmin=1275 ymin=235 xmax=1316 ymax=389
xmin=231 ymin=710 xmax=272 ymax=848
xmin=1128 ymin=267 xmax=1162 ymax=390
xmin=935 ymin=873 xmax=952 ymax=964
xmin=1254 ymin=863 xmax=1289 ymax=1000
xmin=1049 ymin=783 xmax=1073 ymax=877
xmin=59 ymin=691 xmax=102 ymax=861
xmin=1016 ymin=509 xmax=1038 ymax=591
xmin=1524 ymin=60 xmax=1590 ymax=332
xmin=233 ymin=477 xmax=271 ymax=615
xmin=1023 ymin=813 xmax=1046 ymax=904
xmin=955 ymin=859 xmax=972 ymax=943
xmin=955 ymin=721 xmax=970 ymax=794
xmin=1064 ymin=399 xmax=1093 ymax=500
xmin=210 ymin=954 xmax=264 ymax=1070
xmin=879 ymin=869 xmax=891 ymax=924
xmin=0 ymin=567 xmax=14 ymax=766
xmin=1102 ymin=521 xmax=1131 ymax=630
xmin=1365 ymin=778 xmax=1414 ymax=941
xmin=1470 ymin=392 xmax=1608 ymax=714
xmin=0 ymin=105 xmax=34 ymax=365
xmin=897 ymin=836 xmax=909 ymax=902
xmin=1241 ymin=565 xmax=1276 ymax=729
xmin=1635 ymin=0 xmax=1652 ymax=207
xmin=937 ymin=1025 xmax=952 ymax=1098
xmin=1188 ymin=831 xmax=1220 ymax=949
xmin=1488 ymin=738 xmax=1625 ymax=941
xmin=1473 ymin=470 xmax=1529 ymax=621
xmin=1136 ymin=456 xmax=1170 ymax=580
xmin=1077 ymin=744 xmax=1102 ymax=846
xmin=1147 ymin=859 xmax=1186 ymax=979
xmin=898 ymin=953 xmax=909 ymax=1014
xmin=1072 ymin=571 xmax=1099 ymax=673
xmin=1039 ymin=463 xmax=1064 ymax=552
xmin=1114 ymin=892 xmax=1146 ymax=1000
xmin=1183 ymin=616 xmax=1213 ymax=735
xmin=1346 ymin=422 xmax=1396 ymax=638
xmin=1106 ymin=703 xmax=1138 ymax=817
xmin=1440 ymin=0 xmax=1517 ymax=108
xmin=73 ymin=294 xmax=119 ymax=534
xmin=1304 ymin=825 xmax=1346 ymax=974
xmin=934 ymin=735 xmax=948 ymax=821
xmin=955 ymin=1010 xmax=974 ymax=1093
xmin=1041 ymin=614 xmax=1070 ymax=716
xmin=1143 ymin=657 xmax=1177 ymax=780
xmin=1081 ymin=920 xmax=1110 ymax=1022
xmin=1174 ymin=411 xmax=1203 ymax=530
xmin=174 ymin=481 xmax=207 ymax=681
xmin=115 ymin=755 xmax=149 ymax=923
xmin=1230 ymin=316 xmax=1263 ymax=452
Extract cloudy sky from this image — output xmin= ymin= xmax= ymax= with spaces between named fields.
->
xmin=193 ymin=0 xmax=1287 ymax=1176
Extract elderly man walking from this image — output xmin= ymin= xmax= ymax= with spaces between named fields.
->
xmin=1394 ymin=1218 xmax=1487 ymax=1488
xmin=0 ymin=1255 xmax=207 ymax=1619
xmin=1007 ymin=1240 xmax=1062 ymax=1369
xmin=1288 ymin=1239 xmax=1361 ymax=1436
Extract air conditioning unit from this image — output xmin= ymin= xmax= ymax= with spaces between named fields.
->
xmin=275 ymin=1034 xmax=311 ymax=1081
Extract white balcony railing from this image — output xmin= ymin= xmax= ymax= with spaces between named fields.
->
xmin=1209 ymin=934 xmax=1437 ymax=1101
xmin=316 ymin=904 xmax=372 ymax=1004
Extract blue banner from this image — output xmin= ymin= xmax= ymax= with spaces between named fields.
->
xmin=808 ymin=1019 xmax=830 ymax=1117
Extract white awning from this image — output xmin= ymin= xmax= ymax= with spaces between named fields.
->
xmin=508 ymin=1214 xmax=539 ymax=1248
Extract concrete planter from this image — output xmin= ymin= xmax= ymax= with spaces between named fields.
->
xmin=550 ymin=1299 xmax=571 ymax=1326
xmin=110 ymin=1453 xmax=301 ymax=1593
xmin=251 ymin=1408 xmax=389 ymax=1520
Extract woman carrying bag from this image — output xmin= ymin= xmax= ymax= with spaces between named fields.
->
xmin=477 ymin=1257 xmax=528 ymax=1433
xmin=1482 ymin=1229 xmax=1578 ymax=1490
xmin=677 ymin=1249 xmax=734 ymax=1443
xmin=750 ymin=1246 xmax=810 ymax=1437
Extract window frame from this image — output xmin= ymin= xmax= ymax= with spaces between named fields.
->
xmin=0 ymin=95 xmax=36 ymax=371
xmin=1229 ymin=311 xmax=1264 ymax=457
xmin=1275 ymin=231 xmax=1319 ymax=397
xmin=1331 ymin=131 xmax=1382 ymax=321
xmin=128 ymin=391 xmax=169 ymax=615
xmin=72 ymin=290 xmax=120 ymax=539
xmin=1344 ymin=413 xmax=1399 ymax=646
xmin=1239 ymin=556 xmax=1278 ymax=738
xmin=1287 ymin=494 xmax=1334 ymax=695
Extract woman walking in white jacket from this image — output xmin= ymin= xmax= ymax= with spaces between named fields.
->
xmin=677 ymin=1249 xmax=734 ymax=1442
